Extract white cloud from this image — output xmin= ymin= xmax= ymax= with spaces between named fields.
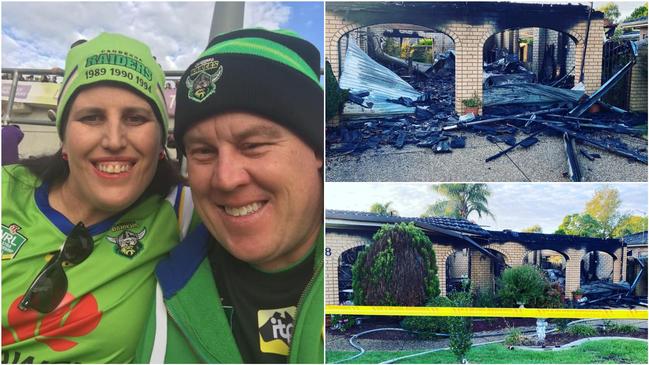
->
xmin=244 ymin=2 xmax=291 ymax=29
xmin=326 ymin=183 xmax=648 ymax=234
xmin=1 ymin=2 xmax=214 ymax=70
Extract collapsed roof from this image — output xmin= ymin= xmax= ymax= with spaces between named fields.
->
xmin=327 ymin=210 xmax=624 ymax=258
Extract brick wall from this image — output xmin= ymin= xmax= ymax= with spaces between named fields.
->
xmin=629 ymin=41 xmax=648 ymax=112
xmin=531 ymin=28 xmax=546 ymax=76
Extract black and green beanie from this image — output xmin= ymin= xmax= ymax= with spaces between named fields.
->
xmin=56 ymin=32 xmax=168 ymax=143
xmin=174 ymin=28 xmax=323 ymax=155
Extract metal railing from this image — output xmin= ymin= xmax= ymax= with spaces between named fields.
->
xmin=1 ymin=68 xmax=184 ymax=128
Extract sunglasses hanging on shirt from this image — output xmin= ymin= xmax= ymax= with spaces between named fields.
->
xmin=19 ymin=222 xmax=94 ymax=313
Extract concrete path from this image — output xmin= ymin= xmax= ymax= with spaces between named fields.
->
xmin=326 ymin=132 xmax=647 ymax=182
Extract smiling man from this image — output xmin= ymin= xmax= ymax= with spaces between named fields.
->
xmin=136 ymin=28 xmax=324 ymax=364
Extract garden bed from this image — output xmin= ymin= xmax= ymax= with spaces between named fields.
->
xmin=328 ymin=316 xmax=538 ymax=340
xmin=327 ymin=315 xmax=647 ymax=347
xmin=518 ymin=328 xmax=648 ymax=347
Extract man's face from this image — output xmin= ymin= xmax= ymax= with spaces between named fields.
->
xmin=184 ymin=112 xmax=323 ymax=271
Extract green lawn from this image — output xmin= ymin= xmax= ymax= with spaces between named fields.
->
xmin=327 ymin=339 xmax=648 ymax=364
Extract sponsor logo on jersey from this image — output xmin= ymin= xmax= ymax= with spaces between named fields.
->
xmin=257 ymin=306 xmax=296 ymax=355
xmin=2 ymin=224 xmax=28 ymax=260
xmin=2 ymin=293 xmax=102 ymax=352
xmin=185 ymin=57 xmax=223 ymax=102
xmin=106 ymin=226 xmax=146 ymax=258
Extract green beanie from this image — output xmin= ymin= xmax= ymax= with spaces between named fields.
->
xmin=174 ymin=28 xmax=323 ymax=156
xmin=56 ymin=32 xmax=168 ymax=143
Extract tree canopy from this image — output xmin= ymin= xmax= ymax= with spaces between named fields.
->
xmin=584 ymin=187 xmax=621 ymax=238
xmin=369 ymin=201 xmax=398 ymax=216
xmin=423 ymin=184 xmax=494 ymax=220
xmin=597 ymin=2 xmax=621 ymax=23
xmin=612 ymin=215 xmax=648 ymax=238
xmin=624 ymin=2 xmax=648 ymax=22
xmin=522 ymin=224 xmax=543 ymax=233
xmin=555 ymin=187 xmax=646 ymax=239
xmin=555 ymin=213 xmax=603 ymax=237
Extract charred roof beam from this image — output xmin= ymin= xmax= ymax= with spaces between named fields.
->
xmin=569 ymin=41 xmax=638 ymax=117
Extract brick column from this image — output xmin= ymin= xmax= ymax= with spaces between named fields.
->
xmin=471 ymin=250 xmax=494 ymax=293
xmin=612 ymin=246 xmax=625 ymax=282
xmin=532 ymin=28 xmax=547 ymax=78
xmin=435 ymin=244 xmax=454 ymax=297
xmin=565 ymin=248 xmax=585 ymax=297
xmin=570 ymin=19 xmax=604 ymax=92
xmin=629 ymin=41 xmax=648 ymax=112
xmin=448 ymin=23 xmax=493 ymax=114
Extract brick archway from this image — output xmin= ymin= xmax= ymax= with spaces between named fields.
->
xmin=326 ymin=3 xmax=604 ymax=115
xmin=324 ymin=231 xmax=373 ymax=304
xmin=327 ymin=21 xmax=460 ymax=77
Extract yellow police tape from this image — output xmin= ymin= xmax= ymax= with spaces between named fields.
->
xmin=326 ymin=305 xmax=648 ymax=319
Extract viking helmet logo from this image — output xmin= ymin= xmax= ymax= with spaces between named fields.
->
xmin=186 ymin=57 xmax=223 ymax=102
xmin=106 ymin=228 xmax=146 ymax=258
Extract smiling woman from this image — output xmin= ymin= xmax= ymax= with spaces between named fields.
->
xmin=1 ymin=33 xmax=192 ymax=363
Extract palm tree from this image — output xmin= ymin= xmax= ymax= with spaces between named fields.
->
xmin=423 ymin=184 xmax=494 ymax=220
xmin=369 ymin=201 xmax=398 ymax=216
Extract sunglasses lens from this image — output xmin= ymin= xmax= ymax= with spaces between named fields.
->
xmin=20 ymin=264 xmax=68 ymax=313
xmin=60 ymin=222 xmax=93 ymax=264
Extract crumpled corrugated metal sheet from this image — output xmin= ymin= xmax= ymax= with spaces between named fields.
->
xmin=339 ymin=38 xmax=421 ymax=115
xmin=484 ymin=83 xmax=584 ymax=107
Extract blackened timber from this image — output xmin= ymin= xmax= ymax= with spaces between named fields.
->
xmin=415 ymin=221 xmax=500 ymax=262
xmin=563 ymin=132 xmax=583 ymax=182
xmin=580 ymin=149 xmax=598 ymax=161
xmin=550 ymin=66 xmax=576 ymax=87
xmin=443 ymin=107 xmax=568 ymax=131
xmin=569 ymin=41 xmax=638 ymax=117
xmin=534 ymin=121 xmax=648 ymax=164
xmin=485 ymin=129 xmax=545 ymax=162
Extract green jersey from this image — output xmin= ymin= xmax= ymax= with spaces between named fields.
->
xmin=1 ymin=165 xmax=193 ymax=363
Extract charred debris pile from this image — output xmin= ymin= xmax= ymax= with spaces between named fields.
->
xmin=327 ymin=41 xmax=647 ymax=181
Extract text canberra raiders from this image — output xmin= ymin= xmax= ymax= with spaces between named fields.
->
xmin=84 ymin=52 xmax=153 ymax=92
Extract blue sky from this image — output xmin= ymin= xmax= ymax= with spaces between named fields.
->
xmin=326 ymin=183 xmax=648 ymax=233
xmin=1 ymin=1 xmax=323 ymax=70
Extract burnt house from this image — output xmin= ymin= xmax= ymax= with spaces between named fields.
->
xmin=326 ymin=210 xmax=628 ymax=305
xmin=326 ymin=1 xmax=606 ymax=115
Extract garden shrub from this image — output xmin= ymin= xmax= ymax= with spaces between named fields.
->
xmin=604 ymin=323 xmax=639 ymax=334
xmin=503 ymin=328 xmax=525 ymax=346
xmin=401 ymin=296 xmax=454 ymax=339
xmin=567 ymin=324 xmax=597 ymax=337
xmin=473 ymin=289 xmax=499 ymax=308
xmin=352 ymin=223 xmax=440 ymax=306
xmin=497 ymin=265 xmax=549 ymax=308
xmin=539 ymin=282 xmax=564 ymax=308
xmin=448 ymin=291 xmax=473 ymax=363
xmin=325 ymin=61 xmax=349 ymax=121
